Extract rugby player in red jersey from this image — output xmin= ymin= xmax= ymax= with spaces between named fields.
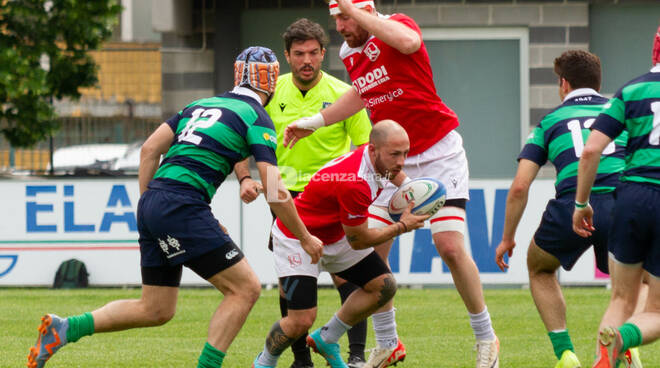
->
xmin=284 ymin=1 xmax=499 ymax=367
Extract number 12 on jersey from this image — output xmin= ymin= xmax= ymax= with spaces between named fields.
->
xmin=567 ymin=118 xmax=615 ymax=157
xmin=178 ymin=108 xmax=223 ymax=145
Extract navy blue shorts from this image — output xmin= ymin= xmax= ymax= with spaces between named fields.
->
xmin=608 ymin=182 xmax=660 ymax=277
xmin=137 ymin=188 xmax=243 ymax=269
xmin=534 ymin=192 xmax=614 ymax=273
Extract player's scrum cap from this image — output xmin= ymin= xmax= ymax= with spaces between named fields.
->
xmin=328 ymin=0 xmax=375 ymax=15
xmin=653 ymin=25 xmax=660 ymax=65
xmin=234 ymin=46 xmax=280 ymax=96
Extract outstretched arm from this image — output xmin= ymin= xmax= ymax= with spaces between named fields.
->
xmin=283 ymin=88 xmax=365 ymax=148
xmin=495 ymin=159 xmax=540 ymax=271
xmin=336 ymin=0 xmax=421 ymax=54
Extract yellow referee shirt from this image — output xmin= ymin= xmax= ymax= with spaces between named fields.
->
xmin=265 ymin=71 xmax=372 ymax=192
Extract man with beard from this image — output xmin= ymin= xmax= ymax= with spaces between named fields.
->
xmin=252 ymin=120 xmax=428 ymax=368
xmin=284 ymin=1 xmax=499 ymax=367
xmin=236 ymin=18 xmax=372 ymax=368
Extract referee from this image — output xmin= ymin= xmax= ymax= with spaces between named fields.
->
xmin=235 ymin=18 xmax=372 ymax=368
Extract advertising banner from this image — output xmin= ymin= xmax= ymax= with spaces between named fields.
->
xmin=0 ymin=178 xmax=607 ymax=286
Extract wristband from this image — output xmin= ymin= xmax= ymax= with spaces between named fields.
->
xmin=398 ymin=221 xmax=408 ymax=233
xmin=575 ymin=200 xmax=589 ymax=209
xmin=238 ymin=175 xmax=252 ymax=185
xmin=296 ymin=113 xmax=325 ymax=131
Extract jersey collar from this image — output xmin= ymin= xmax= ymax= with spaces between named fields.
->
xmin=362 ymin=146 xmax=387 ymax=191
xmin=563 ymin=88 xmax=601 ymax=102
xmin=230 ymin=86 xmax=262 ymax=104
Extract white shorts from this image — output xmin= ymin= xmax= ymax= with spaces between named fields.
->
xmin=372 ymin=130 xmax=470 ymax=207
xmin=271 ymin=223 xmax=374 ymax=278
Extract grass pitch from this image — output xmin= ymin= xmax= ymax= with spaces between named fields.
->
xmin=5 ymin=287 xmax=659 ymax=367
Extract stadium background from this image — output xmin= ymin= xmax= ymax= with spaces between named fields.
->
xmin=0 ymin=0 xmax=659 ymax=287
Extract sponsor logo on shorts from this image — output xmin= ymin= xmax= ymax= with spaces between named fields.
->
xmin=158 ymin=235 xmax=186 ymax=259
xmin=288 ymin=253 xmax=302 ymax=268
xmin=225 ymin=249 xmax=239 ymax=260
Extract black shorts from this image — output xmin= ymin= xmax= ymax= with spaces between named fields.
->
xmin=138 ymin=188 xmax=244 ymax=286
xmin=608 ymin=182 xmax=660 ymax=277
xmin=534 ymin=192 xmax=614 ymax=273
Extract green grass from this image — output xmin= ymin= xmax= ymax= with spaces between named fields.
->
xmin=5 ymin=287 xmax=659 ymax=367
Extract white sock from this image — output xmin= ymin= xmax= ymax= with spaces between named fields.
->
xmin=320 ymin=314 xmax=351 ymax=344
xmin=469 ymin=306 xmax=496 ymax=341
xmin=257 ymin=344 xmax=279 ymax=366
xmin=372 ymin=309 xmax=398 ymax=349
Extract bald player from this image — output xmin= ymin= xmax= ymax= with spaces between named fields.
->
xmin=253 ymin=120 xmax=428 ymax=368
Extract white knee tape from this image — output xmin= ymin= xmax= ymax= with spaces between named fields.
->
xmin=430 ymin=206 xmax=466 ymax=234
xmin=368 ymin=205 xmax=393 ymax=229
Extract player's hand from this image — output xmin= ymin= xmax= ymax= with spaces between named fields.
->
xmin=239 ymin=177 xmax=262 ymax=203
xmin=336 ymin=0 xmax=357 ymax=16
xmin=283 ymin=121 xmax=315 ymax=148
xmin=572 ymin=204 xmax=595 ymax=238
xmin=217 ymin=221 xmax=228 ymax=234
xmin=300 ymin=234 xmax=323 ymax=264
xmin=495 ymin=239 xmax=516 ymax=271
xmin=399 ymin=202 xmax=430 ymax=232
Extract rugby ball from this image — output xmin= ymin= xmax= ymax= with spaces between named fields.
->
xmin=388 ymin=177 xmax=446 ymax=221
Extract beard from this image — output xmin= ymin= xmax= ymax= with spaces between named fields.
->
xmin=374 ymin=153 xmax=400 ymax=181
xmin=293 ymin=65 xmax=320 ymax=87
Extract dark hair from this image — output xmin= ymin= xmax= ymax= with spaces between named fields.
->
xmin=283 ymin=18 xmax=328 ymax=52
xmin=554 ymin=50 xmax=601 ymax=91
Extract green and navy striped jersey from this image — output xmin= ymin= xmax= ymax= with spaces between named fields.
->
xmin=592 ymin=66 xmax=660 ymax=187
xmin=151 ymin=88 xmax=277 ymax=202
xmin=519 ymin=89 xmax=627 ymax=195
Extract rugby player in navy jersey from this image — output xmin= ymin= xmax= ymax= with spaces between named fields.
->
xmin=574 ymin=26 xmax=660 ymax=368
xmin=27 ymin=46 xmax=323 ymax=368
xmin=495 ymin=50 xmax=632 ymax=368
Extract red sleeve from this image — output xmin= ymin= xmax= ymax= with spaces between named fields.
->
xmin=337 ymin=181 xmax=372 ymax=227
xmin=390 ymin=13 xmax=422 ymax=37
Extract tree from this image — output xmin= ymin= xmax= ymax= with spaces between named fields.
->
xmin=0 ymin=0 xmax=121 ymax=147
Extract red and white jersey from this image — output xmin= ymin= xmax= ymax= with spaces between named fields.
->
xmin=276 ymin=145 xmax=385 ymax=244
xmin=340 ymin=13 xmax=459 ymax=156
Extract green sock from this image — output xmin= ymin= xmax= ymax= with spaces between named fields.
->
xmin=619 ymin=323 xmax=643 ymax=353
xmin=197 ymin=342 xmax=226 ymax=368
xmin=548 ymin=330 xmax=574 ymax=360
xmin=66 ymin=312 xmax=95 ymax=343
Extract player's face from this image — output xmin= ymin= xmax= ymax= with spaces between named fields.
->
xmin=373 ymin=136 xmax=409 ymax=180
xmin=285 ymin=39 xmax=325 ymax=88
xmin=334 ymin=14 xmax=370 ymax=48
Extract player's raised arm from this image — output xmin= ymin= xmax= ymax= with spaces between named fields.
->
xmin=283 ymin=87 xmax=364 ymax=148
xmin=334 ymin=0 xmax=420 ymax=55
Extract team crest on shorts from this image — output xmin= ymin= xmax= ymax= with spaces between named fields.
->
xmin=158 ymin=235 xmax=186 ymax=259
xmin=288 ymin=253 xmax=302 ymax=268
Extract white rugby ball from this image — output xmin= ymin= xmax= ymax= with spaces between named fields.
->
xmin=388 ymin=177 xmax=447 ymax=221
